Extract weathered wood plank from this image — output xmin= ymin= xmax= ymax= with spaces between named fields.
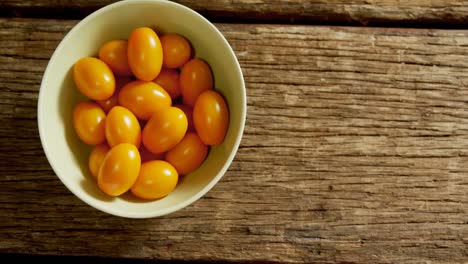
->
xmin=1 ymin=0 xmax=468 ymax=26
xmin=1 ymin=18 xmax=468 ymax=263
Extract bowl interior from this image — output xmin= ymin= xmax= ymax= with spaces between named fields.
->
xmin=38 ymin=0 xmax=245 ymax=218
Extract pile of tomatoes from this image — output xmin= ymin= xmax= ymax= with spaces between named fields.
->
xmin=72 ymin=27 xmax=229 ymax=200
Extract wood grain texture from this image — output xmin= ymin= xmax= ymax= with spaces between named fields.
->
xmin=2 ymin=18 xmax=468 ymax=263
xmin=2 ymin=0 xmax=468 ymax=26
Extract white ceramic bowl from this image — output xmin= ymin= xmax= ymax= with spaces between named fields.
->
xmin=38 ymin=0 xmax=246 ymax=218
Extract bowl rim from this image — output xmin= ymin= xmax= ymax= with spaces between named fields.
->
xmin=37 ymin=0 xmax=246 ymax=218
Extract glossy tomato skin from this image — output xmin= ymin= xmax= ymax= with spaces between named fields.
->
xmin=165 ymin=133 xmax=208 ymax=175
xmin=180 ymin=58 xmax=213 ymax=106
xmin=98 ymin=143 xmax=141 ymax=196
xmin=174 ymin=104 xmax=194 ymax=132
xmin=88 ymin=143 xmax=110 ymax=179
xmin=73 ymin=101 xmax=106 ymax=145
xmin=105 ymin=106 xmax=141 ymax=148
xmin=131 ymin=160 xmax=178 ymax=200
xmin=73 ymin=57 xmax=115 ymax=100
xmin=154 ymin=68 xmax=181 ymax=99
xmin=142 ymin=106 xmax=187 ymax=154
xmin=96 ymin=76 xmax=132 ymax=112
xmin=193 ymin=90 xmax=229 ymax=145
xmin=98 ymin=40 xmax=133 ymax=76
xmin=118 ymin=80 xmax=171 ymax=120
xmin=160 ymin=34 xmax=191 ymax=69
xmin=128 ymin=27 xmax=163 ymax=81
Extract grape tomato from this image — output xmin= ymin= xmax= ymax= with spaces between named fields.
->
xmin=73 ymin=57 xmax=115 ymax=100
xmin=98 ymin=143 xmax=141 ymax=196
xmin=180 ymin=58 xmax=213 ymax=106
xmin=165 ymin=133 xmax=208 ymax=175
xmin=131 ymin=160 xmax=178 ymax=200
xmin=128 ymin=27 xmax=163 ymax=81
xmin=160 ymin=34 xmax=192 ymax=69
xmin=106 ymin=106 xmax=141 ymax=148
xmin=118 ymin=80 xmax=171 ymax=120
xmin=142 ymin=106 xmax=187 ymax=154
xmin=193 ymin=90 xmax=229 ymax=146
xmin=98 ymin=40 xmax=133 ymax=76
xmin=73 ymin=101 xmax=106 ymax=145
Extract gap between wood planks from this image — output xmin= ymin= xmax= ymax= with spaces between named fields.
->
xmin=2 ymin=4 xmax=468 ymax=30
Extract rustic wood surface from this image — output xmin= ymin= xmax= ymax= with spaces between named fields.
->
xmin=1 ymin=17 xmax=468 ymax=263
xmin=2 ymin=0 xmax=468 ymax=26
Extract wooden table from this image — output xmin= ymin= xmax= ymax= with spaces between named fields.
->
xmin=1 ymin=1 xmax=468 ymax=263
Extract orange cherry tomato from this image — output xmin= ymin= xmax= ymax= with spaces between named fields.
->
xmin=165 ymin=133 xmax=208 ymax=175
xmin=180 ymin=58 xmax=213 ymax=106
xmin=160 ymin=34 xmax=191 ymax=69
xmin=98 ymin=143 xmax=141 ymax=196
xmin=106 ymin=106 xmax=141 ymax=148
xmin=142 ymin=106 xmax=187 ymax=154
xmin=139 ymin=145 xmax=165 ymax=162
xmin=131 ymin=160 xmax=178 ymax=200
xmin=118 ymin=80 xmax=171 ymax=120
xmin=73 ymin=57 xmax=115 ymax=100
xmin=96 ymin=77 xmax=132 ymax=112
xmin=98 ymin=40 xmax=133 ymax=76
xmin=154 ymin=68 xmax=181 ymax=99
xmin=88 ymin=143 xmax=110 ymax=179
xmin=73 ymin=101 xmax=106 ymax=145
xmin=174 ymin=104 xmax=194 ymax=132
xmin=128 ymin=27 xmax=163 ymax=81
xmin=193 ymin=90 xmax=229 ymax=145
